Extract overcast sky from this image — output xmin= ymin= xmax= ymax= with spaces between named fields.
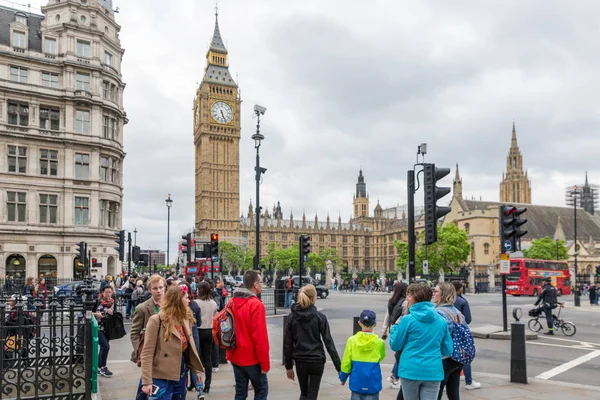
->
xmin=23 ymin=0 xmax=600 ymax=262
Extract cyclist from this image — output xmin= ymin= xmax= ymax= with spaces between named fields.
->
xmin=534 ymin=277 xmax=558 ymax=335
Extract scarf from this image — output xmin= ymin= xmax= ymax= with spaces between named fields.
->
xmin=100 ymin=294 xmax=114 ymax=308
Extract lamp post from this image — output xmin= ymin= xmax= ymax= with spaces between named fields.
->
xmin=134 ymin=227 xmax=137 ymax=246
xmin=569 ymin=186 xmax=581 ymax=307
xmin=252 ymin=105 xmax=267 ymax=270
xmin=165 ymin=194 xmax=173 ymax=268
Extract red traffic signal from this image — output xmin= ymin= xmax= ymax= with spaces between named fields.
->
xmin=91 ymin=258 xmax=97 ymax=264
xmin=211 ymin=233 xmax=219 ymax=242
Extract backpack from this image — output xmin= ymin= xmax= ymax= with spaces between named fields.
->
xmin=212 ymin=299 xmax=236 ymax=349
xmin=131 ymin=287 xmax=141 ymax=302
xmin=286 ymin=278 xmax=293 ymax=289
xmin=441 ymin=308 xmax=476 ymax=365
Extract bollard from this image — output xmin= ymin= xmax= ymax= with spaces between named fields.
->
xmin=353 ymin=316 xmax=360 ymax=335
xmin=282 ymin=315 xmax=288 ymax=365
xmin=510 ymin=308 xmax=527 ymax=384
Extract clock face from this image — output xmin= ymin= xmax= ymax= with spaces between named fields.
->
xmin=211 ymin=101 xmax=233 ymax=124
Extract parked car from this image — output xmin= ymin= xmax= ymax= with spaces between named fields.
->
xmin=292 ymin=276 xmax=329 ymax=299
xmin=54 ymin=281 xmax=124 ymax=305
xmin=233 ymin=275 xmax=244 ymax=287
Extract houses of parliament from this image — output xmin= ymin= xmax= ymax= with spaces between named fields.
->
xmin=192 ymin=14 xmax=600 ymax=281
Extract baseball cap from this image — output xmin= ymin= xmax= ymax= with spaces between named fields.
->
xmin=543 ymin=277 xmax=552 ymax=282
xmin=359 ymin=310 xmax=376 ymax=326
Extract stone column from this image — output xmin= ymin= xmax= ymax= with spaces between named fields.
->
xmin=488 ymin=265 xmax=495 ymax=293
xmin=325 ymin=260 xmax=333 ymax=289
xmin=468 ymin=265 xmax=476 ymax=294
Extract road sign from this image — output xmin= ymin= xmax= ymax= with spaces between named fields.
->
xmin=500 ymin=260 xmax=510 ymax=274
xmin=500 ymin=253 xmax=510 ymax=261
xmin=211 ymin=255 xmax=218 ymax=262
xmin=423 ymin=260 xmax=429 ymax=275
xmin=503 ymin=240 xmax=512 ymax=252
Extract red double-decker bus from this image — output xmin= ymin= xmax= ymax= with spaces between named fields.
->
xmin=505 ymin=258 xmax=571 ymax=296
xmin=184 ymin=258 xmax=221 ymax=279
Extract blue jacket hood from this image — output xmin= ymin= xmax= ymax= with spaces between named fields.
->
xmin=408 ymin=301 xmax=438 ymax=323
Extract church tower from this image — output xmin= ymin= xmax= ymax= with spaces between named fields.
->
xmin=499 ymin=123 xmax=532 ymax=204
xmin=193 ymin=12 xmax=241 ymax=241
xmin=353 ymin=169 xmax=370 ymax=218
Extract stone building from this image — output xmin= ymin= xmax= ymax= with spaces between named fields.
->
xmin=0 ymin=0 xmax=126 ymax=281
xmin=499 ymin=123 xmax=532 ymax=204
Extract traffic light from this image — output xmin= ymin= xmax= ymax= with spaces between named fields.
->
xmin=595 ymin=266 xmax=600 ymax=277
xmin=114 ymin=230 xmax=125 ymax=261
xmin=300 ymin=235 xmax=311 ymax=256
xmin=91 ymin=257 xmax=101 ymax=269
xmin=210 ymin=233 xmax=219 ymax=261
xmin=76 ymin=241 xmax=87 ymax=265
xmin=499 ymin=205 xmax=528 ymax=253
xmin=423 ymin=163 xmax=452 ymax=244
xmin=132 ymin=246 xmax=141 ymax=263
xmin=140 ymin=253 xmax=149 ymax=267
xmin=181 ymin=233 xmax=192 ymax=263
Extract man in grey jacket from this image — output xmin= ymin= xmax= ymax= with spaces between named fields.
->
xmin=452 ymin=281 xmax=480 ymax=390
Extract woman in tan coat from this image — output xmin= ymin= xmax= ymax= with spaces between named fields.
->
xmin=136 ymin=285 xmax=204 ymax=399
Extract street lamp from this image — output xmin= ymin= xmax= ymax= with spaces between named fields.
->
xmin=252 ymin=105 xmax=267 ymax=270
xmin=568 ymin=186 xmax=581 ymax=307
xmin=134 ymin=227 xmax=137 ymax=246
xmin=165 ymin=194 xmax=173 ymax=268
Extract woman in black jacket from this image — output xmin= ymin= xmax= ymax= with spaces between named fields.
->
xmin=284 ymin=284 xmax=341 ymax=400
xmin=381 ymin=281 xmax=408 ymax=389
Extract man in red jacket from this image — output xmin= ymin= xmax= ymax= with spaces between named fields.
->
xmin=227 ymin=270 xmax=270 ymax=399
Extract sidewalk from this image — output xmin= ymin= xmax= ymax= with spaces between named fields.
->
xmin=98 ymin=359 xmax=600 ymax=400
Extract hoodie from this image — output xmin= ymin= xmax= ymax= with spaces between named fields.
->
xmin=283 ymin=304 xmax=341 ymax=371
xmin=389 ymin=301 xmax=453 ymax=381
xmin=339 ymin=331 xmax=386 ymax=395
xmin=225 ymin=288 xmax=270 ymax=373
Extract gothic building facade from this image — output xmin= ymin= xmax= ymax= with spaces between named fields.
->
xmin=499 ymin=123 xmax=532 ymax=204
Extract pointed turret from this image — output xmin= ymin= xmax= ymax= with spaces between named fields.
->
xmin=209 ymin=11 xmax=227 ymax=54
xmin=302 ymin=211 xmax=306 ymax=228
xmin=374 ymin=200 xmax=383 ymax=218
xmin=500 ymin=121 xmax=532 ymax=204
xmin=314 ymin=212 xmax=319 ymax=229
xmin=553 ymin=216 xmax=566 ymax=242
xmin=338 ymin=214 xmax=342 ymax=229
xmin=326 ymin=213 xmax=330 ymax=229
xmin=511 ymin=120 xmax=517 ymax=146
xmin=453 ymin=163 xmax=463 ymax=200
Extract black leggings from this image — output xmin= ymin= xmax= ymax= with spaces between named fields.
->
xmin=438 ymin=358 xmax=462 ymax=400
xmin=198 ymin=329 xmax=213 ymax=390
xmin=295 ymin=360 xmax=324 ymax=400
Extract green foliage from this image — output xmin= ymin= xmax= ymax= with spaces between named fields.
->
xmin=261 ymin=245 xmax=342 ymax=275
xmin=219 ymin=241 xmax=253 ymax=275
xmin=395 ymin=224 xmax=471 ymax=275
xmin=523 ymin=237 xmax=568 ymax=260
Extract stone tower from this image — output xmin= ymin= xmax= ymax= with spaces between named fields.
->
xmin=353 ymin=169 xmax=370 ymax=218
xmin=581 ymin=172 xmax=597 ymax=215
xmin=453 ymin=163 xmax=463 ymax=200
xmin=193 ymin=12 xmax=241 ymax=241
xmin=499 ymin=122 xmax=532 ymax=204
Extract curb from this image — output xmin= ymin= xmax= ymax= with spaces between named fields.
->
xmin=472 ymin=371 xmax=600 ymax=392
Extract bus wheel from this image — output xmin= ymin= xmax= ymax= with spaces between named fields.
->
xmin=532 ymin=289 xmax=539 ymax=297
xmin=557 ymin=289 xmax=563 ymax=297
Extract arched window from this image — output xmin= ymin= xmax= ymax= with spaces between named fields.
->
xmin=38 ymin=254 xmax=57 ymax=278
xmin=6 ymin=254 xmax=26 ymax=280
xmin=484 ymin=243 xmax=490 ymax=255
xmin=512 ymin=157 xmax=517 ymax=168
xmin=464 ymin=223 xmax=470 ymax=234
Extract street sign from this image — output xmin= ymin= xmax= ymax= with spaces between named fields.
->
xmin=211 ymin=255 xmax=218 ymax=262
xmin=500 ymin=260 xmax=510 ymax=274
xmin=423 ymin=260 xmax=429 ymax=275
xmin=500 ymin=253 xmax=510 ymax=261
xmin=503 ymin=240 xmax=512 ymax=252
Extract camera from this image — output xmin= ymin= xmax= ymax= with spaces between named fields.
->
xmin=253 ymin=104 xmax=266 ymax=115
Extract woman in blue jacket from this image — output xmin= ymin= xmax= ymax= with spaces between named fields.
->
xmin=390 ymin=283 xmax=453 ymax=400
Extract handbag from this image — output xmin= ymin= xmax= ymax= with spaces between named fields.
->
xmin=104 ymin=312 xmax=127 ymax=341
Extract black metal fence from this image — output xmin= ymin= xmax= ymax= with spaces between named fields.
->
xmin=223 ymin=289 xmax=277 ymax=315
xmin=0 ymin=293 xmax=94 ymax=399
xmin=0 ymin=278 xmax=76 ymax=297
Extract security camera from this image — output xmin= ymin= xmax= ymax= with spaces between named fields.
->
xmin=254 ymin=104 xmax=266 ymax=115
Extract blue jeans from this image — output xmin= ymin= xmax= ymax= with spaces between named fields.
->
xmin=400 ymin=379 xmax=440 ymax=400
xmin=232 ymin=363 xmax=268 ymax=400
xmin=463 ymin=361 xmax=473 ymax=385
xmin=391 ymin=351 xmax=400 ymax=379
xmin=284 ymin=291 xmax=293 ymax=308
xmin=98 ymin=331 xmax=109 ymax=368
xmin=136 ymin=356 xmax=186 ymax=400
xmin=350 ymin=392 xmax=379 ymax=400
xmin=126 ymin=299 xmax=135 ymax=316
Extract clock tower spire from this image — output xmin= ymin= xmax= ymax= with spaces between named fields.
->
xmin=194 ymin=10 xmax=241 ymax=242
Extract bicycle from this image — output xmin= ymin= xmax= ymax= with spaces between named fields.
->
xmin=527 ymin=303 xmax=576 ymax=336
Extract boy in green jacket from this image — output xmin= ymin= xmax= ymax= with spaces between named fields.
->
xmin=339 ymin=310 xmax=386 ymax=399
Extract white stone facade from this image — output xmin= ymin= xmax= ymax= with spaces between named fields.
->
xmin=0 ymin=0 xmax=126 ymax=281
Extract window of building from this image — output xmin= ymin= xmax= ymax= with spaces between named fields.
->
xmin=42 ymin=72 xmax=59 ymax=88
xmin=76 ymin=40 xmax=90 ymax=57
xmin=354 ymin=247 xmax=359 ymax=257
xmin=75 ymin=153 xmax=89 ymax=179
xmin=102 ymin=81 xmax=109 ymax=98
xmin=76 ymin=72 xmax=90 ymax=91
xmin=365 ymin=248 xmax=370 ymax=257
xmin=80 ymin=15 xmax=87 ymax=24
xmin=39 ymin=107 xmax=60 ymax=130
xmin=343 ymin=247 xmax=348 ymax=256
xmin=110 ymin=117 xmax=117 ymax=139
xmin=7 ymin=102 xmax=29 ymax=126
xmin=282 ymin=234 xmax=288 ymax=241
xmin=40 ymin=149 xmax=58 ymax=176
xmin=102 ymin=116 xmax=109 ymax=137
xmin=110 ymin=84 xmax=116 ymax=100
xmin=331 ymin=235 xmax=336 ymax=243
xmin=110 ymin=159 xmax=118 ymax=183
xmin=74 ymin=196 xmax=89 ymax=225
xmin=100 ymin=156 xmax=108 ymax=181
xmin=10 ymin=66 xmax=28 ymax=83
xmin=269 ymin=234 xmax=274 ymax=241
xmin=12 ymin=31 xmax=25 ymax=48
xmin=104 ymin=51 xmax=112 ymax=65
xmin=44 ymin=37 xmax=57 ymax=54
xmin=7 ymin=191 xmax=26 ymax=222
xmin=39 ymin=194 xmax=57 ymax=224
xmin=354 ymin=236 xmax=359 ymax=244
xmin=365 ymin=237 xmax=370 ymax=244
xmin=343 ymin=236 xmax=348 ymax=244
xmin=8 ymin=145 xmax=27 ymax=173
xmin=15 ymin=14 xmax=27 ymax=25
xmin=99 ymin=200 xmax=105 ymax=226
xmin=484 ymin=243 xmax=490 ymax=255
xmin=75 ymin=110 xmax=90 ymax=133
xmin=107 ymin=201 xmax=117 ymax=228
xmin=464 ymin=223 xmax=470 ymax=234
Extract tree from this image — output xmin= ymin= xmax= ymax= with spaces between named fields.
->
xmin=219 ymin=241 xmax=252 ymax=275
xmin=523 ymin=237 xmax=568 ymax=260
xmin=319 ymin=247 xmax=343 ymax=271
xmin=394 ymin=241 xmax=409 ymax=273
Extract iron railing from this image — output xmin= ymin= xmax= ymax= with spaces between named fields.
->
xmin=0 ymin=278 xmax=76 ymax=297
xmin=0 ymin=293 xmax=93 ymax=399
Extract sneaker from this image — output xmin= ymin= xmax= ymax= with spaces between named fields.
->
xmin=102 ymin=367 xmax=113 ymax=377
xmin=197 ymin=393 xmax=205 ymax=400
xmin=97 ymin=368 xmax=105 ymax=377
xmin=386 ymin=375 xmax=395 ymax=383
xmin=543 ymin=331 xmax=555 ymax=336
xmin=212 ymin=367 xmax=219 ymax=373
xmin=465 ymin=381 xmax=481 ymax=390
xmin=391 ymin=381 xmax=401 ymax=390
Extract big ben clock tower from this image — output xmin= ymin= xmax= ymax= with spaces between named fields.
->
xmin=194 ymin=12 xmax=241 ymax=241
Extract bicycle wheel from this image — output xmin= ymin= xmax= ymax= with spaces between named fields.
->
xmin=561 ymin=322 xmax=576 ymax=336
xmin=528 ymin=318 xmax=543 ymax=332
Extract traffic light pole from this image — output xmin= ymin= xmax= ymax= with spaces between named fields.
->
xmin=407 ymin=169 xmax=416 ymax=282
xmin=127 ymin=231 xmax=132 ymax=276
